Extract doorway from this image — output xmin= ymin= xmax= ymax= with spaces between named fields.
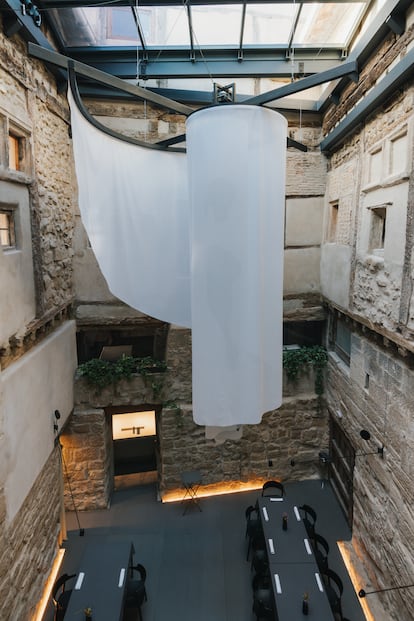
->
xmin=110 ymin=408 xmax=158 ymax=478
xmin=328 ymin=415 xmax=355 ymax=527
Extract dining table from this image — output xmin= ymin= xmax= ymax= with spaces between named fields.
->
xmin=257 ymin=496 xmax=335 ymax=620
xmin=64 ymin=538 xmax=135 ymax=621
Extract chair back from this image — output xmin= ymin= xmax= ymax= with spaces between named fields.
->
xmin=261 ymin=480 xmax=284 ymax=497
xmin=52 ymin=573 xmax=76 ymax=605
xmin=313 ymin=532 xmax=329 ymax=572
xmin=299 ymin=504 xmax=317 ymax=537
xmin=324 ymin=568 xmax=343 ymax=596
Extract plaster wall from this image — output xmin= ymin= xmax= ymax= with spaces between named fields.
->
xmin=1 ymin=320 xmax=76 ymax=524
xmin=320 ymin=244 xmax=352 ymax=310
xmin=283 ymin=247 xmax=321 ymax=295
xmin=0 ymin=181 xmax=36 ymax=343
xmin=285 ymin=196 xmax=324 ymax=247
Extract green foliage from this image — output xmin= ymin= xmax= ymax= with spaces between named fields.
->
xmin=77 ymin=355 xmax=167 ymax=389
xmin=283 ymin=345 xmax=328 ymax=395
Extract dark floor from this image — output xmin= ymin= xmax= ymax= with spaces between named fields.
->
xmin=42 ymin=479 xmax=366 ymax=621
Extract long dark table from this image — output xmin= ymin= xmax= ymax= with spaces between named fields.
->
xmin=64 ymin=539 xmax=135 ymax=621
xmin=258 ymin=497 xmax=335 ymax=620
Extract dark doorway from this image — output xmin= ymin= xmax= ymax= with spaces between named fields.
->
xmin=328 ymin=415 xmax=355 ymax=528
xmin=110 ymin=408 xmax=158 ymax=476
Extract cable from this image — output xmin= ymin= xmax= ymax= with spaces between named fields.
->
xmin=58 ymin=441 xmax=85 ymax=536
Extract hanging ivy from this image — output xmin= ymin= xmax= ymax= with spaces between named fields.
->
xmin=283 ymin=345 xmax=328 ymax=395
xmin=77 ymin=355 xmax=167 ymax=389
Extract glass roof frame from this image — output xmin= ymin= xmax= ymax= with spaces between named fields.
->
xmin=42 ymin=0 xmax=371 ymax=71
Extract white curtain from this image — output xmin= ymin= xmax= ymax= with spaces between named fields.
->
xmin=68 ymin=88 xmax=286 ymax=428
xmin=68 ymin=87 xmax=191 ymax=328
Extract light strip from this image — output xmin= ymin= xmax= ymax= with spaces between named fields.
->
xmin=274 ymin=574 xmax=282 ymax=594
xmin=337 ymin=541 xmax=375 ymax=621
xmin=315 ymin=572 xmax=324 ymax=592
xmin=270 ymin=497 xmax=284 ymax=502
xmin=294 ymin=506 xmax=301 ymax=521
xmin=262 ymin=506 xmax=269 ymax=521
xmin=32 ymin=548 xmax=65 ymax=621
xmin=268 ymin=538 xmax=275 ymax=554
xmin=75 ymin=572 xmax=85 ymax=590
xmin=162 ymin=480 xmax=265 ymax=503
xmin=304 ymin=538 xmax=312 ymax=555
xmin=118 ymin=568 xmax=125 ymax=588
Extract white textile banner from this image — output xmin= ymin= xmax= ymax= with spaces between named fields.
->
xmin=186 ymin=105 xmax=286 ymax=426
xmin=68 ymin=89 xmax=286 ymax=428
xmin=68 ymin=87 xmax=191 ymax=328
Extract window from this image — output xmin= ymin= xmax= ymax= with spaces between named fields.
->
xmin=0 ymin=209 xmax=16 ymax=249
xmin=327 ymin=202 xmax=339 ymax=242
xmin=283 ymin=321 xmax=324 ymax=348
xmin=368 ymin=148 xmax=382 ymax=184
xmin=330 ymin=317 xmax=351 ymax=366
xmin=8 ymin=133 xmax=21 ymax=170
xmin=389 ymin=132 xmax=407 ymax=176
xmin=369 ymin=206 xmax=387 ymax=253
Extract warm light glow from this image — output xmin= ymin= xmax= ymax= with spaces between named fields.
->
xmin=162 ymin=478 xmax=270 ymax=502
xmin=338 ymin=541 xmax=375 ymax=621
xmin=32 ymin=548 xmax=65 ymax=621
xmin=112 ymin=410 xmax=156 ymax=440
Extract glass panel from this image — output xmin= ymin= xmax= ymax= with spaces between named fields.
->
xmin=190 ymin=5 xmax=243 ymax=46
xmin=293 ymin=3 xmax=366 ymax=47
xmin=243 ymin=4 xmax=298 ymax=45
xmin=137 ymin=6 xmax=190 ymax=46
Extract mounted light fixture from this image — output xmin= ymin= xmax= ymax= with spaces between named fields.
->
xmin=359 ymin=583 xmax=414 ymax=598
xmin=358 ymin=429 xmax=385 ymax=458
xmin=53 ymin=409 xmax=61 ymax=433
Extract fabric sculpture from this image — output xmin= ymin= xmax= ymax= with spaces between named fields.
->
xmin=68 ymin=86 xmax=287 ymax=430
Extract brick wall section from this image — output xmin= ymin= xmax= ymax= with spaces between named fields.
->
xmin=0 ymin=449 xmax=61 ymax=621
xmin=322 ymin=25 xmax=414 ymax=137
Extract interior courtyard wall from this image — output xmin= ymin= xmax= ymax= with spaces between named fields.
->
xmin=320 ymin=23 xmax=414 ymax=621
xmin=0 ymin=447 xmax=62 ymax=621
xmin=68 ymin=325 xmax=328 ymax=505
xmin=326 ymin=331 xmax=414 ymax=621
xmin=0 ymin=22 xmax=78 ymax=621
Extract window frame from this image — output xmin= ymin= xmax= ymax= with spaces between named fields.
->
xmin=0 ymin=207 xmax=17 ymax=250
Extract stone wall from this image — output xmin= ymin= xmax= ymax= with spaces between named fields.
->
xmin=326 ymin=328 xmax=414 ymax=621
xmin=66 ymin=326 xmax=328 ymax=506
xmin=0 ymin=448 xmax=62 ymax=621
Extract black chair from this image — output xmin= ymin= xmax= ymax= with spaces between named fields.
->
xmin=299 ymin=504 xmax=317 ymax=538
xmin=245 ymin=504 xmax=263 ymax=559
xmin=252 ymin=587 xmax=275 ymax=620
xmin=252 ymin=570 xmax=271 ymax=592
xmin=124 ymin=563 xmax=147 ymax=621
xmin=251 ymin=547 xmax=269 ymax=576
xmin=261 ymin=480 xmax=284 ymax=498
xmin=52 ymin=573 xmax=76 ymax=621
xmin=313 ymin=532 xmax=329 ymax=573
xmin=322 ymin=568 xmax=344 ymax=618
xmin=248 ymin=528 xmax=266 ymax=563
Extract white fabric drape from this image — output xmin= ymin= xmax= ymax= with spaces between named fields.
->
xmin=187 ymin=105 xmax=286 ymax=425
xmin=68 ymin=88 xmax=286 ymax=428
xmin=68 ymin=87 xmax=191 ymax=328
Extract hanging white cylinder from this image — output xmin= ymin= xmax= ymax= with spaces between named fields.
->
xmin=186 ymin=105 xmax=287 ymax=426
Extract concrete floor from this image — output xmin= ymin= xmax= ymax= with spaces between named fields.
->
xmin=42 ymin=479 xmax=367 ymax=621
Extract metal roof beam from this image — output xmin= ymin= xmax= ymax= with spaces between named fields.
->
xmin=320 ymin=46 xmax=414 ymax=153
xmin=27 ymin=42 xmax=193 ymax=115
xmin=64 ymin=50 xmax=345 ymax=80
xmin=244 ymin=59 xmax=358 ymax=105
